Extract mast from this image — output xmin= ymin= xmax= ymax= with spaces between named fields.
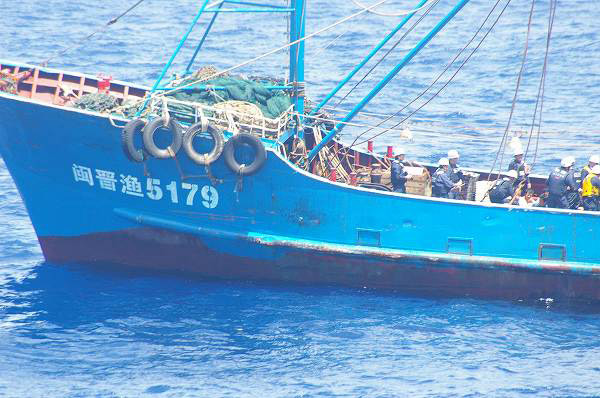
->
xmin=307 ymin=0 xmax=471 ymax=162
xmin=289 ymin=0 xmax=306 ymax=138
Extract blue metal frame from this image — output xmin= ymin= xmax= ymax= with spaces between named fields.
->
xmin=138 ymin=0 xmax=303 ymax=117
xmin=308 ymin=0 xmax=471 ymax=161
xmin=309 ymin=0 xmax=428 ymax=116
xmin=185 ymin=1 xmax=225 ymax=74
xmin=288 ymin=0 xmax=306 ymax=139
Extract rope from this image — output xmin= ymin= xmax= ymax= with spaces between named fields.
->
xmin=331 ymin=0 xmax=441 ymax=112
xmin=351 ymin=0 xmax=512 ymax=147
xmin=351 ymin=0 xmax=421 ymax=17
xmin=40 ymin=0 xmax=147 ymax=67
xmin=486 ymin=0 xmax=536 ymax=183
xmin=311 ymin=28 xmax=352 ymax=58
xmin=528 ymin=0 xmax=556 ymax=169
xmin=111 ymin=0 xmax=402 ymax=115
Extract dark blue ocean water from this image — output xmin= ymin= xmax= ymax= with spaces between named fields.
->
xmin=1 ymin=1 xmax=600 ymax=396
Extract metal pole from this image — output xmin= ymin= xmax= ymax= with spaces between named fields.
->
xmin=185 ymin=1 xmax=224 ymax=74
xmin=150 ymin=0 xmax=211 ymax=92
xmin=309 ymin=0 xmax=428 ymax=116
xmin=136 ymin=0 xmax=211 ymax=116
xmin=307 ymin=0 xmax=470 ymax=161
xmin=295 ymin=0 xmax=306 ymax=138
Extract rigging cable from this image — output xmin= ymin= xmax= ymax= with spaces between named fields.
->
xmin=351 ymin=0 xmax=422 ymax=17
xmin=118 ymin=0 xmax=433 ymax=111
xmin=351 ymin=0 xmax=512 ymax=147
xmin=40 ymin=0 xmax=147 ymax=67
xmin=320 ymin=0 xmax=512 ymax=178
xmin=330 ymin=0 xmax=441 ymax=112
xmin=525 ymin=0 xmax=556 ymax=169
xmin=485 ymin=0 xmax=536 ymax=183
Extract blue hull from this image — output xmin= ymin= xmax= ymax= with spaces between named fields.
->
xmin=1 ymin=89 xmax=600 ymax=304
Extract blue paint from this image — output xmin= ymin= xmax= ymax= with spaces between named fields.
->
xmin=2 ymin=1 xmax=600 ymax=396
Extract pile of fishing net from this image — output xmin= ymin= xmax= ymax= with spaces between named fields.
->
xmin=72 ymin=66 xmax=293 ymax=126
xmin=165 ymin=66 xmax=292 ymax=120
xmin=73 ymin=93 xmax=119 ymax=113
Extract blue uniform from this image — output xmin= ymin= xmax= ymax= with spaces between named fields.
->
xmin=432 ymin=168 xmax=455 ymax=199
xmin=447 ymin=163 xmax=464 ymax=199
xmin=448 ymin=163 xmax=463 ymax=184
xmin=489 ymin=178 xmax=516 ymax=204
xmin=546 ymin=168 xmax=571 ymax=209
xmin=508 ymin=159 xmax=530 ymax=187
xmin=565 ymin=169 xmax=580 ymax=209
xmin=391 ymin=159 xmax=409 ymax=193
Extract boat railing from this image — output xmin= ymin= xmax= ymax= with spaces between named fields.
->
xmin=146 ymin=95 xmax=294 ymax=139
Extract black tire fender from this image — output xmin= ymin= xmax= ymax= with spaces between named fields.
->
xmin=223 ymin=133 xmax=267 ymax=176
xmin=142 ymin=117 xmax=183 ymax=159
xmin=121 ymin=119 xmax=147 ymax=163
xmin=182 ymin=122 xmax=225 ymax=165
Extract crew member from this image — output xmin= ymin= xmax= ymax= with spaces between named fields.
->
xmin=447 ymin=150 xmax=464 ymax=199
xmin=508 ymin=148 xmax=531 ymax=189
xmin=564 ymin=156 xmax=581 ymax=209
xmin=546 ymin=157 xmax=578 ymax=209
xmin=581 ymin=155 xmax=600 ymax=183
xmin=489 ymin=170 xmax=518 ymax=204
xmin=518 ymin=189 xmax=541 ymax=207
xmin=432 ymin=158 xmax=459 ymax=199
xmin=581 ymin=164 xmax=600 ymax=211
xmin=390 ymin=148 xmax=411 ymax=193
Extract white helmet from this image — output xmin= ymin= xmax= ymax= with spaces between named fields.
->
xmin=561 ymin=156 xmax=575 ymax=168
xmin=395 ymin=147 xmax=406 ymax=155
xmin=438 ymin=157 xmax=449 ymax=166
xmin=592 ymin=165 xmax=600 ymax=174
xmin=507 ymin=170 xmax=518 ymax=179
xmin=589 ymin=155 xmax=600 ymax=164
xmin=513 ymin=148 xmax=524 ymax=156
xmin=447 ymin=150 xmax=459 ymax=159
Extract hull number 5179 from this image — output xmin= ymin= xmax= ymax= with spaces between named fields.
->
xmin=72 ymin=163 xmax=219 ymax=209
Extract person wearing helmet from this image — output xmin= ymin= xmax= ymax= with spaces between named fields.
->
xmin=432 ymin=158 xmax=457 ymax=198
xmin=581 ymin=164 xmax=600 ymax=211
xmin=581 ymin=154 xmax=600 ymax=183
xmin=390 ymin=148 xmax=411 ymax=193
xmin=563 ymin=156 xmax=581 ymax=209
xmin=508 ymin=148 xmax=531 ymax=189
xmin=446 ymin=150 xmax=464 ymax=199
xmin=546 ymin=157 xmax=578 ymax=209
xmin=489 ymin=170 xmax=518 ymax=204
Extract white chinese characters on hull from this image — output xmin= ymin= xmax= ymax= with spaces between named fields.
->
xmin=72 ymin=164 xmax=219 ymax=209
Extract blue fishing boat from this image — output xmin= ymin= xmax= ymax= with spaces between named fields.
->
xmin=0 ymin=0 xmax=598 ymax=304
